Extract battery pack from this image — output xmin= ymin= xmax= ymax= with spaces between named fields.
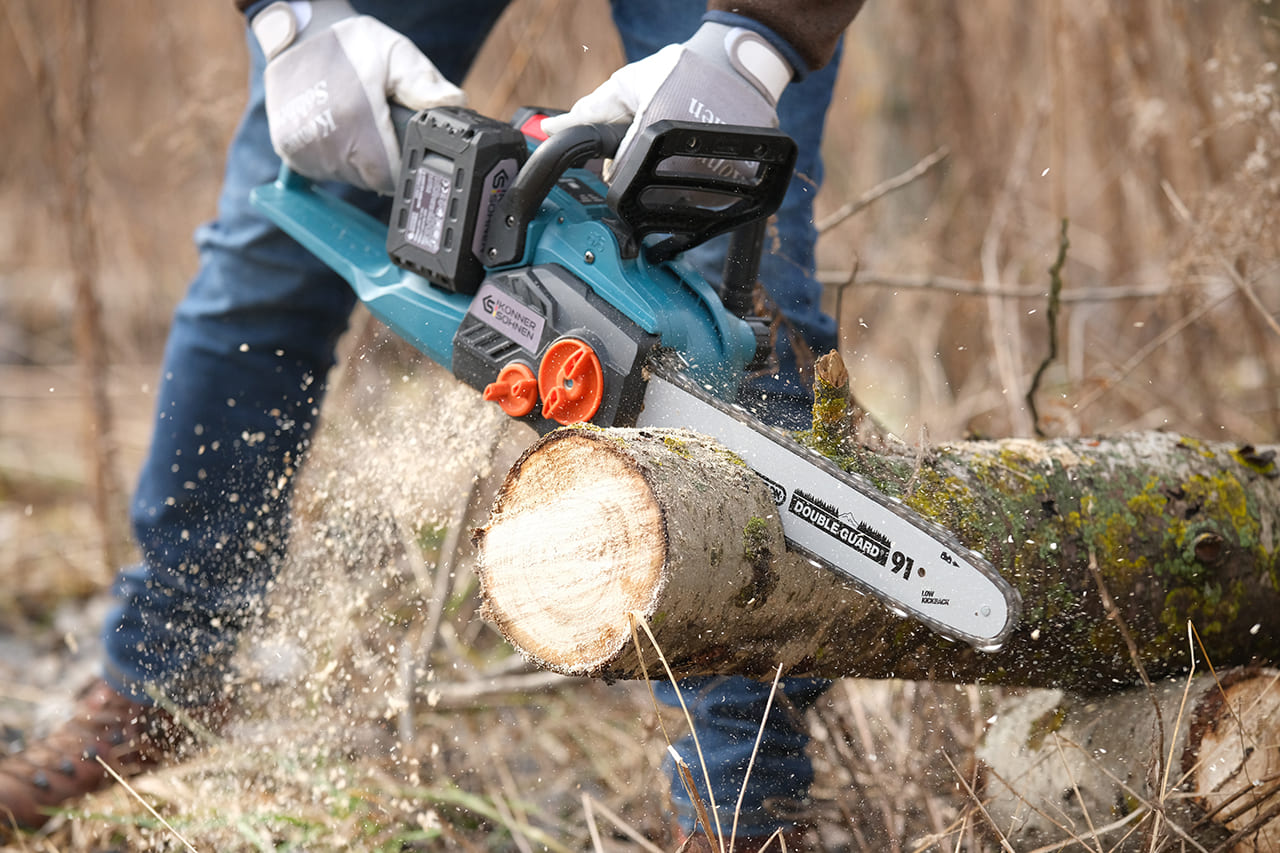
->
xmin=387 ymin=107 xmax=528 ymax=295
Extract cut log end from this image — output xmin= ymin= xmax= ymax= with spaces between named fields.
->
xmin=979 ymin=668 xmax=1280 ymax=850
xmin=475 ymin=430 xmax=667 ymax=673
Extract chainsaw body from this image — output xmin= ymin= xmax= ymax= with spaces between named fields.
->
xmin=252 ymin=106 xmax=793 ymax=434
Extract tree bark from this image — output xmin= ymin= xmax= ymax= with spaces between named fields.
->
xmin=475 ymin=381 xmax=1280 ymax=687
xmin=977 ymin=668 xmax=1280 ymax=852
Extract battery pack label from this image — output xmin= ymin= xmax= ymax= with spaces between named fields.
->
xmin=467 ymin=282 xmax=545 ymax=353
xmin=405 ymin=161 xmax=451 ymax=254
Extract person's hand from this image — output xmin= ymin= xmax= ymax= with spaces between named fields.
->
xmin=540 ymin=21 xmax=793 ymax=177
xmin=251 ymin=0 xmax=465 ymax=194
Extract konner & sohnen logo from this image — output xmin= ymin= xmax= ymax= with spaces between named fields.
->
xmin=469 ymin=283 xmax=545 ymax=351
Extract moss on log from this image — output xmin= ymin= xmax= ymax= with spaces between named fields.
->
xmin=826 ymin=432 xmax=1280 ymax=690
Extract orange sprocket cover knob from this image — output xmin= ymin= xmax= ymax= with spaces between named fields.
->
xmin=538 ymin=339 xmax=604 ymax=425
xmin=483 ymin=362 xmax=539 ymax=417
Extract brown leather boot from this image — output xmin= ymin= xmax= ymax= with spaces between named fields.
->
xmin=0 ymin=679 xmax=209 ymax=833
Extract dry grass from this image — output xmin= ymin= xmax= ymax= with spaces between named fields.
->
xmin=2 ymin=0 xmax=1278 ymax=850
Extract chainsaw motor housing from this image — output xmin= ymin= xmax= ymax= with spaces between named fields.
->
xmin=451 ymin=263 xmax=657 ymax=430
xmin=253 ymin=106 xmax=793 ymax=433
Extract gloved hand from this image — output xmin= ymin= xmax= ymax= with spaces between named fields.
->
xmin=251 ymin=0 xmax=466 ymax=194
xmin=540 ymin=21 xmax=793 ymax=178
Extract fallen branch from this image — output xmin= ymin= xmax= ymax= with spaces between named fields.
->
xmin=977 ymin=668 xmax=1280 ymax=852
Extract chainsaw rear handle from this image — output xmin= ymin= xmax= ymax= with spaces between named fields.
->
xmin=606 ymin=120 xmax=797 ymax=264
xmin=483 ymin=118 xmax=798 ymax=270
xmin=482 ymin=121 xmax=629 ymax=268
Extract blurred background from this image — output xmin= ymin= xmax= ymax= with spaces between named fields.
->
xmin=1 ymin=1 xmax=1278 ymax=849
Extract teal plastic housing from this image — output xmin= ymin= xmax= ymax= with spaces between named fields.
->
xmin=249 ymin=163 xmax=757 ymax=398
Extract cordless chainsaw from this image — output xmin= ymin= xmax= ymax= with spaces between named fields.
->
xmin=251 ymin=105 xmax=1020 ymax=649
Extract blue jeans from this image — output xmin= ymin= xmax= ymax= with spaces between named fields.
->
xmin=102 ymin=0 xmax=836 ymax=836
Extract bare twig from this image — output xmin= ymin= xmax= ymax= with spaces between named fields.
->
xmin=581 ymin=794 xmax=667 ymax=853
xmin=1220 ymin=257 xmax=1280 ymax=338
xmin=1074 ymin=287 xmax=1235 ymax=415
xmin=67 ymin=4 xmax=126 ymax=573
xmin=1026 ymin=219 xmax=1070 ymax=437
xmin=1084 ymin=548 xmax=1178 ymax=850
xmin=95 ymin=756 xmax=199 ymax=853
xmin=1048 ymin=734 xmax=1104 ymax=853
xmin=628 ymin=613 xmax=725 ymax=849
xmin=943 ymin=751 xmax=1017 ymax=853
xmin=816 ymin=146 xmax=951 ymax=233
xmin=582 ymin=794 xmax=606 ymax=853
xmin=728 ymin=663 xmax=784 ymax=853
xmin=400 ymin=423 xmax=507 ymax=742
xmin=981 ymin=95 xmax=1047 ymax=436
xmin=5 ymin=2 xmax=126 ymax=575
xmin=424 ymin=670 xmax=578 ymax=708
xmin=1022 ymin=811 xmax=1149 ymax=853
xmin=822 ymin=269 xmax=1171 ymax=302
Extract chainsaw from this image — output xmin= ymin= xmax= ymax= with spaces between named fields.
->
xmin=251 ymin=105 xmax=1020 ymax=650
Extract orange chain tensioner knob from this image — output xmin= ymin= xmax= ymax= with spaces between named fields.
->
xmin=538 ymin=339 xmax=604 ymax=425
xmin=482 ymin=362 xmax=539 ymax=417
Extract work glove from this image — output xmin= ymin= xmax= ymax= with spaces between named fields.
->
xmin=540 ymin=21 xmax=793 ymax=178
xmin=250 ymin=0 xmax=466 ymax=194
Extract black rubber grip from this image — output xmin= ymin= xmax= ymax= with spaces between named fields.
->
xmin=483 ymin=123 xmax=628 ymax=267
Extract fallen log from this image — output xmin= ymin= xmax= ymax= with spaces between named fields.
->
xmin=977 ymin=668 xmax=1280 ymax=852
xmin=474 ymin=424 xmax=802 ymax=678
xmin=474 ymin=359 xmax=1280 ymax=687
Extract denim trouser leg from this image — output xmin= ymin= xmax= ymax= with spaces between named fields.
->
xmin=611 ymin=1 xmax=841 ymax=836
xmin=102 ymin=0 xmax=513 ymax=704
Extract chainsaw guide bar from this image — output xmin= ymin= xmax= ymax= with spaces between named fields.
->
xmin=636 ymin=354 xmax=1022 ymax=651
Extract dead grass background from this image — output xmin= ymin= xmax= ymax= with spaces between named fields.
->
xmin=1 ymin=0 xmax=1278 ymax=850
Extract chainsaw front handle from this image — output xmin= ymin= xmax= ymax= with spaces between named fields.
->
xmin=483 ymin=121 xmax=628 ymax=268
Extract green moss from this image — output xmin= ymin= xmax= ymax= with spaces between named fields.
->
xmin=1180 ymin=470 xmax=1258 ymax=549
xmin=1027 ymin=704 xmax=1068 ymax=750
xmin=713 ymin=446 xmax=748 ymax=467
xmin=565 ymin=421 xmax=629 ymax=449
xmin=1023 ymin=580 xmax=1081 ymax=626
xmin=1177 ymin=435 xmax=1217 ymax=460
xmin=808 ymin=386 xmax=850 ymax=458
xmin=1158 ymin=580 xmax=1246 ymax=652
xmin=661 ymin=434 xmax=691 ymax=458
xmin=901 ymin=468 xmax=971 ymax=530
xmin=1231 ymin=447 xmax=1279 ymax=477
xmin=736 ymin=516 xmax=777 ymax=608
xmin=742 ymin=516 xmax=771 ymax=561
